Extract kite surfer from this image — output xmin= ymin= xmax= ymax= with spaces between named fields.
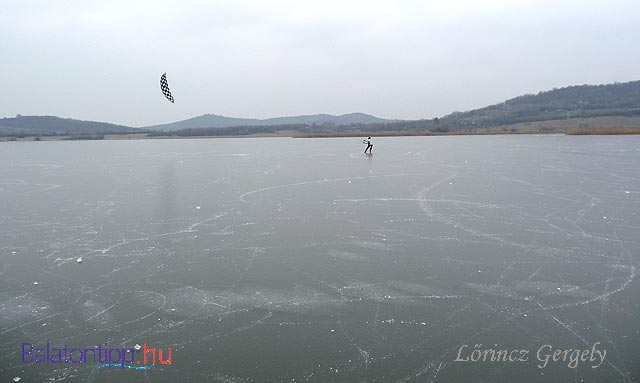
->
xmin=364 ymin=137 xmax=373 ymax=154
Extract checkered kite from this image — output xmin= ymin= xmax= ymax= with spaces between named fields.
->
xmin=160 ymin=73 xmax=174 ymax=103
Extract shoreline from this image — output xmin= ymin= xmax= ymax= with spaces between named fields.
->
xmin=2 ymin=128 xmax=640 ymax=143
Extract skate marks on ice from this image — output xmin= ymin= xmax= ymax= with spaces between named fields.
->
xmin=1 ymin=136 xmax=639 ymax=382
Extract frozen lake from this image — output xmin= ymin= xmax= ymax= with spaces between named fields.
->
xmin=1 ymin=135 xmax=639 ymax=382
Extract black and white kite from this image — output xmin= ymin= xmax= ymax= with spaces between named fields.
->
xmin=160 ymin=73 xmax=174 ymax=103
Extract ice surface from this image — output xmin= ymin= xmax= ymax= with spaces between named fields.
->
xmin=1 ymin=136 xmax=639 ymax=382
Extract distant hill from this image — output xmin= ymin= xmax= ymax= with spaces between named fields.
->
xmin=3 ymin=80 xmax=640 ymax=138
xmin=437 ymin=80 xmax=640 ymax=128
xmin=144 ymin=112 xmax=393 ymax=131
xmin=153 ymin=80 xmax=640 ymax=136
xmin=0 ymin=115 xmax=139 ymax=136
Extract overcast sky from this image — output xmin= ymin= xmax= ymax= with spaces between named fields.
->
xmin=2 ymin=0 xmax=639 ymax=127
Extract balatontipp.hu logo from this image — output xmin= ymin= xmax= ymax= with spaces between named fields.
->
xmin=21 ymin=342 xmax=172 ymax=370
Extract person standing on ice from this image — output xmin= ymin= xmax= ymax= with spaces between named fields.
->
xmin=364 ymin=137 xmax=373 ymax=154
